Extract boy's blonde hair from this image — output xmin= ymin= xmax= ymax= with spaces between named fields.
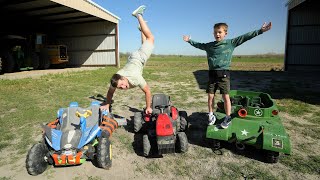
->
xmin=214 ymin=23 xmax=228 ymax=32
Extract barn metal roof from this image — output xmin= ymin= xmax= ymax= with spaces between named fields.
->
xmin=286 ymin=0 xmax=307 ymax=10
xmin=0 ymin=0 xmax=120 ymax=25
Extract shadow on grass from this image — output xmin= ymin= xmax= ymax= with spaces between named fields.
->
xmin=193 ymin=70 xmax=320 ymax=105
xmin=186 ymin=112 xmax=275 ymax=163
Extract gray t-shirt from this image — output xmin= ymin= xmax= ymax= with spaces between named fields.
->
xmin=116 ymin=60 xmax=146 ymax=89
xmin=116 ymin=40 xmax=154 ymax=89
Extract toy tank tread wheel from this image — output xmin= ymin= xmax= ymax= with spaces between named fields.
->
xmin=264 ymin=150 xmax=280 ymax=163
xmin=96 ymin=137 xmax=112 ymax=169
xmin=134 ymin=112 xmax=143 ymax=133
xmin=143 ymin=134 xmax=151 ymax=157
xmin=205 ymin=138 xmax=221 ymax=150
xmin=176 ymin=132 xmax=188 ymax=153
xmin=179 ymin=111 xmax=188 ymax=132
xmin=26 ymin=142 xmax=49 ymax=176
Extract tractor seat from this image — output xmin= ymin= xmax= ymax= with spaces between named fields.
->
xmin=250 ymin=97 xmax=264 ymax=108
xmin=152 ymin=94 xmax=171 ymax=115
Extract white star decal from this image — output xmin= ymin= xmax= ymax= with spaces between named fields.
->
xmin=254 ymin=109 xmax=263 ymax=116
xmin=241 ymin=129 xmax=249 ymax=136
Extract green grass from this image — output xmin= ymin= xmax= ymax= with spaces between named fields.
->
xmin=0 ymin=55 xmax=319 ymax=179
xmin=281 ymin=154 xmax=320 ymax=175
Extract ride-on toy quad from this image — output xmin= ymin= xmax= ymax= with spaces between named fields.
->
xmin=134 ymin=94 xmax=189 ymax=156
xmin=206 ymin=90 xmax=291 ymax=163
xmin=26 ymin=101 xmax=118 ymax=176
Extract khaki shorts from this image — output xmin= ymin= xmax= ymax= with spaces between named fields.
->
xmin=206 ymin=70 xmax=230 ymax=94
xmin=128 ymin=40 xmax=154 ymax=66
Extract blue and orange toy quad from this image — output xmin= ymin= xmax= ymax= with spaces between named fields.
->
xmin=26 ymin=101 xmax=118 ymax=176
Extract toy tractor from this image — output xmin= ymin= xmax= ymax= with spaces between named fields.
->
xmin=26 ymin=101 xmax=118 ymax=176
xmin=206 ymin=90 xmax=291 ymax=163
xmin=134 ymin=94 xmax=189 ymax=156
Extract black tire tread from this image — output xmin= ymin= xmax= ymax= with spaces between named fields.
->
xmin=96 ymin=137 xmax=112 ymax=169
xmin=26 ymin=142 xmax=49 ymax=176
xmin=176 ymin=132 xmax=188 ymax=153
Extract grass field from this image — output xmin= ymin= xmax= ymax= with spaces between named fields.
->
xmin=0 ymin=55 xmax=319 ymax=179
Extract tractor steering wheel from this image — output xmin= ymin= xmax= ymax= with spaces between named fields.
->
xmin=155 ymin=105 xmax=169 ymax=113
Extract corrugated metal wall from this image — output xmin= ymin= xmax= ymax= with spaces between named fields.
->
xmin=55 ymin=21 xmax=117 ymax=66
xmin=285 ymin=0 xmax=320 ymax=71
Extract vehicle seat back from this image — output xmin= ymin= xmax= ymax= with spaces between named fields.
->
xmin=152 ymin=94 xmax=170 ymax=114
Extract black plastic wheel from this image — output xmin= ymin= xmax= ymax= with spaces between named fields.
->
xmin=265 ymin=150 xmax=280 ymax=163
xmin=96 ymin=137 xmax=112 ymax=169
xmin=0 ymin=57 xmax=3 ymax=74
xmin=39 ymin=49 xmax=50 ymax=69
xmin=31 ymin=52 xmax=40 ymax=70
xmin=26 ymin=142 xmax=49 ymax=176
xmin=2 ymin=52 xmax=15 ymax=73
xmin=143 ymin=134 xmax=151 ymax=157
xmin=176 ymin=132 xmax=188 ymax=153
xmin=134 ymin=112 xmax=143 ymax=133
xmin=179 ymin=111 xmax=188 ymax=132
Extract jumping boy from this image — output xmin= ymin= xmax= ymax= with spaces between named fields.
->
xmin=183 ymin=22 xmax=272 ymax=128
xmin=100 ymin=5 xmax=154 ymax=115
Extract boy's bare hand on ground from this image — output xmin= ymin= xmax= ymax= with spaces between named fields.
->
xmin=261 ymin=22 xmax=272 ymax=32
xmin=183 ymin=35 xmax=191 ymax=42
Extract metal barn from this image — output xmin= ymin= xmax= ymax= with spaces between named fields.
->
xmin=0 ymin=0 xmax=120 ymax=67
xmin=285 ymin=0 xmax=320 ymax=71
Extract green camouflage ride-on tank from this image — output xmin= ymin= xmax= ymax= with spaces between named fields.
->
xmin=206 ymin=90 xmax=291 ymax=163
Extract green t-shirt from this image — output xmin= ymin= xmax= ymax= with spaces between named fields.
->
xmin=116 ymin=60 xmax=146 ymax=89
xmin=189 ymin=29 xmax=263 ymax=70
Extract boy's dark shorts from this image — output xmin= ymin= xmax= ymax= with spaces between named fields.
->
xmin=206 ymin=70 xmax=230 ymax=94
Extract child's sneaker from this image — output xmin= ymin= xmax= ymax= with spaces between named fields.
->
xmin=220 ymin=116 xmax=232 ymax=129
xmin=132 ymin=5 xmax=146 ymax=17
xmin=208 ymin=114 xmax=216 ymax=125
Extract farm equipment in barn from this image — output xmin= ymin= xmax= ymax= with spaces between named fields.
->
xmin=134 ymin=94 xmax=189 ymax=156
xmin=0 ymin=35 xmax=39 ymax=73
xmin=26 ymin=101 xmax=118 ymax=176
xmin=0 ymin=33 xmax=68 ymax=73
xmin=206 ymin=90 xmax=291 ymax=163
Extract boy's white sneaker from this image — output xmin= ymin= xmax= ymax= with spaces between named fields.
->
xmin=221 ymin=116 xmax=232 ymax=129
xmin=132 ymin=5 xmax=146 ymax=17
xmin=208 ymin=114 xmax=216 ymax=125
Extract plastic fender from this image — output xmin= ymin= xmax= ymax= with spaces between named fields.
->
xmin=77 ymin=124 xmax=101 ymax=149
xmin=50 ymin=129 xmax=62 ymax=151
xmin=262 ymin=127 xmax=291 ymax=154
xmin=171 ymin=106 xmax=178 ymax=120
xmin=91 ymin=101 xmax=100 ymax=106
xmin=69 ymin=102 xmax=79 ymax=107
xmin=156 ymin=114 xmax=174 ymax=136
xmin=57 ymin=108 xmax=64 ymax=118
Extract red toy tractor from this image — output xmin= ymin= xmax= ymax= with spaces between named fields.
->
xmin=133 ymin=94 xmax=188 ymax=156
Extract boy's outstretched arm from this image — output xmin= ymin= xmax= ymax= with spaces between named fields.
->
xmin=141 ymin=84 xmax=152 ymax=114
xmin=182 ymin=35 xmax=207 ymax=50
xmin=231 ymin=22 xmax=272 ymax=47
xmin=100 ymin=86 xmax=116 ymax=112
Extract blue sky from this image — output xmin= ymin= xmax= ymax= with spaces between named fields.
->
xmin=93 ymin=0 xmax=288 ymax=55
